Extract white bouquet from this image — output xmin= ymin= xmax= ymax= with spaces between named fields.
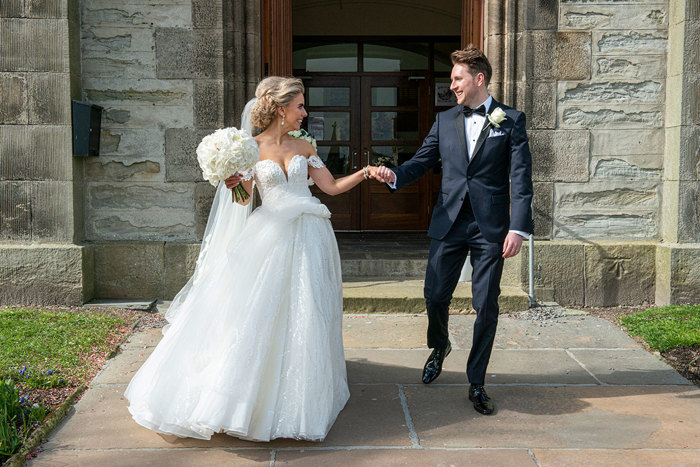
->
xmin=288 ymin=129 xmax=317 ymax=149
xmin=196 ymin=127 xmax=259 ymax=203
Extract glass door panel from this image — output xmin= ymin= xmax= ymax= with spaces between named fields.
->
xmin=361 ymin=75 xmax=429 ymax=230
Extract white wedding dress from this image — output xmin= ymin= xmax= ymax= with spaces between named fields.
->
xmin=124 ymin=154 xmax=349 ymax=442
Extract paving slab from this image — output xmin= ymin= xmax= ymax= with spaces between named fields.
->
xmin=404 ymin=385 xmax=700 ymax=449
xmin=27 ymin=449 xmax=272 ymax=467
xmin=91 ymin=347 xmax=155 ymax=385
xmin=343 ymin=314 xmax=428 ymax=349
xmin=274 ymin=448 xmax=536 ymax=466
xmin=121 ymin=327 xmax=163 ymax=349
xmin=450 ymin=315 xmax=641 ymax=349
xmin=346 ymin=349 xmax=597 ymax=385
xmin=43 ymin=384 xmax=410 ymax=452
xmin=568 ymin=349 xmax=692 ymax=385
xmin=88 ymin=299 xmax=157 ymax=311
xmin=532 ymin=449 xmax=700 ymax=467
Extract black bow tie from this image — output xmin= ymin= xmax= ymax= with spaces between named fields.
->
xmin=462 ymin=105 xmax=486 ymax=117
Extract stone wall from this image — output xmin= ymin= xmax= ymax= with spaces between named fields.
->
xmin=0 ymin=0 xmax=93 ymax=305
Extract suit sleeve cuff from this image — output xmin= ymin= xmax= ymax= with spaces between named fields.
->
xmin=386 ymin=172 xmax=397 ymax=190
xmin=509 ymin=230 xmax=531 ymax=240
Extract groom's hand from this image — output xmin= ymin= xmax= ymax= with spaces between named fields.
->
xmin=375 ymin=166 xmax=396 ymax=184
xmin=502 ymin=232 xmax=523 ymax=258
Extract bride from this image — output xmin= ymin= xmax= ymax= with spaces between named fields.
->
xmin=124 ymin=76 xmax=378 ymax=442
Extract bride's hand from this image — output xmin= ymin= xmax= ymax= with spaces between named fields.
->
xmin=225 ymin=173 xmax=243 ymax=189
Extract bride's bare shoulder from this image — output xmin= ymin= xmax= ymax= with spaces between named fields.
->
xmin=289 ymin=138 xmax=317 ymax=158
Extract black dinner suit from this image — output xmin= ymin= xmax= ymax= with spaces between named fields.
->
xmin=390 ymin=98 xmax=533 ymax=384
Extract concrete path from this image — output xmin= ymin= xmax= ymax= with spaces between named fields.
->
xmin=28 ymin=309 xmax=700 ymax=466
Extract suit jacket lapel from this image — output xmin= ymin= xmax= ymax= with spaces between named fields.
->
xmin=454 ymin=110 xmax=468 ymax=162
xmin=468 ymin=99 xmax=498 ymax=167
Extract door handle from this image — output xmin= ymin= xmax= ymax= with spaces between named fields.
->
xmin=351 ymin=150 xmax=358 ymax=170
xmin=363 ymin=148 xmax=370 ymax=166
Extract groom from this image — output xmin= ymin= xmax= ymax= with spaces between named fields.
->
xmin=376 ymin=45 xmax=533 ymax=415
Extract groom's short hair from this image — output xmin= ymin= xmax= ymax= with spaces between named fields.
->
xmin=451 ymin=45 xmax=492 ymax=86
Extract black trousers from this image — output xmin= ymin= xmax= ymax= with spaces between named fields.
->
xmin=423 ymin=199 xmax=504 ymax=385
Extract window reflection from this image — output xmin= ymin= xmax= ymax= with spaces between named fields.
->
xmin=371 ymin=112 xmax=419 ymax=141
xmin=293 ymin=43 xmax=358 ymax=72
xmin=316 ymin=146 xmax=350 ymax=175
xmin=308 ymin=112 xmax=350 ymax=141
xmin=308 ymin=87 xmax=351 ymax=107
xmin=371 ymin=146 xmax=419 ymax=168
xmin=363 ymin=43 xmax=429 ymax=72
xmin=371 ymin=87 xmax=419 ymax=107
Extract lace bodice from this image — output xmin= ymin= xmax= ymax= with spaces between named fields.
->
xmin=252 ymin=154 xmax=324 ymax=203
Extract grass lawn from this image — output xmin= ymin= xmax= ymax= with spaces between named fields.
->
xmin=0 ymin=305 xmax=141 ymax=462
xmin=620 ymin=304 xmax=700 ymax=352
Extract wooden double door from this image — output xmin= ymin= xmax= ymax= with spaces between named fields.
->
xmin=304 ymin=75 xmax=437 ymax=230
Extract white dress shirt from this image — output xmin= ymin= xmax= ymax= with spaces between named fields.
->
xmin=386 ymin=95 xmax=530 ymax=240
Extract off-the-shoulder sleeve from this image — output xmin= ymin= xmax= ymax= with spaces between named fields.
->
xmin=307 ymin=155 xmax=325 ymax=168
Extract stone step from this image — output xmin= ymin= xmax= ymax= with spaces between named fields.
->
xmin=342 ymin=279 xmax=530 ymax=314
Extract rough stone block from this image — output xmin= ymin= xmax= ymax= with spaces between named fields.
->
xmin=530 ymin=31 xmax=590 ymax=81
xmin=591 ymin=129 xmax=664 ymax=156
xmin=555 ymin=31 xmax=591 ymax=80
xmin=80 ymin=2 xmax=191 ymax=28
xmin=584 ymin=243 xmax=656 ymax=306
xmin=590 ymin=155 xmax=662 ymax=180
xmin=83 ymin=77 xmax=191 ymax=106
xmin=530 ymin=130 xmax=590 ymax=182
xmin=560 ymin=4 xmax=668 ymax=30
xmin=194 ymin=79 xmax=224 ymax=127
xmin=192 ymin=0 xmax=223 ymax=29
xmin=0 ymin=18 xmax=69 ymax=72
xmin=88 ymin=182 xmax=192 ymax=210
xmin=593 ymin=30 xmax=667 ymax=55
xmin=26 ymin=0 xmax=68 ymax=18
xmin=84 ymin=158 xmax=163 ymax=182
xmin=93 ymin=242 xmax=165 ymax=299
xmin=164 ymin=242 xmax=200 ymax=299
xmin=0 ymin=0 xmax=25 ymax=17
xmin=100 ymin=104 xmax=193 ymax=129
xmin=533 ymin=182 xmax=553 ymax=239
xmin=194 ymin=181 xmax=216 ymax=240
xmin=0 ymin=72 xmax=27 ymax=123
xmin=679 ymin=125 xmax=699 ymax=181
xmin=560 ymin=106 xmax=664 ymax=129
xmin=81 ymin=27 xmax=155 ymax=53
xmin=525 ymin=0 xmax=557 ymax=30
xmin=85 ymin=208 xmax=195 ymax=241
xmin=669 ymin=244 xmax=700 ymax=304
xmin=553 ymin=181 xmax=660 ymax=239
xmin=155 ymin=28 xmax=223 ymax=79
xmin=0 ymin=125 xmax=73 ymax=181
xmin=0 ymin=243 xmax=93 ymax=305
xmin=0 ymin=181 xmax=31 ymax=240
xmin=96 ymin=128 xmax=165 ymax=157
xmin=164 ymin=128 xmax=210 ymax=182
xmin=525 ymin=241 xmax=585 ymax=306
xmin=593 ymin=54 xmax=666 ymax=80
xmin=559 ymin=80 xmax=664 ymax=105
xmin=678 ymin=181 xmax=700 ymax=242
xmin=28 ymin=72 xmax=72 ymax=124
xmin=524 ymin=81 xmax=557 ymax=129
xmin=85 ymin=182 xmax=195 ymax=241
xmin=81 ymin=50 xmax=156 ymax=79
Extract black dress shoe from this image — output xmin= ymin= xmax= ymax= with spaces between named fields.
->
xmin=468 ymin=384 xmax=494 ymax=415
xmin=422 ymin=343 xmax=451 ymax=384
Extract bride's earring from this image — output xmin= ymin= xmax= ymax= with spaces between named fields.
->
xmin=281 ymin=113 xmax=285 ymax=126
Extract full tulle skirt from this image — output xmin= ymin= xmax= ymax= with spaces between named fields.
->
xmin=124 ymin=197 xmax=349 ymax=441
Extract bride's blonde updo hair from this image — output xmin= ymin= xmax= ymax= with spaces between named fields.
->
xmin=251 ymin=76 xmax=305 ymax=129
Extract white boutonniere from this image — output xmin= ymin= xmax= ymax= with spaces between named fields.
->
xmin=288 ymin=129 xmax=317 ymax=149
xmin=487 ymin=107 xmax=506 ymax=128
